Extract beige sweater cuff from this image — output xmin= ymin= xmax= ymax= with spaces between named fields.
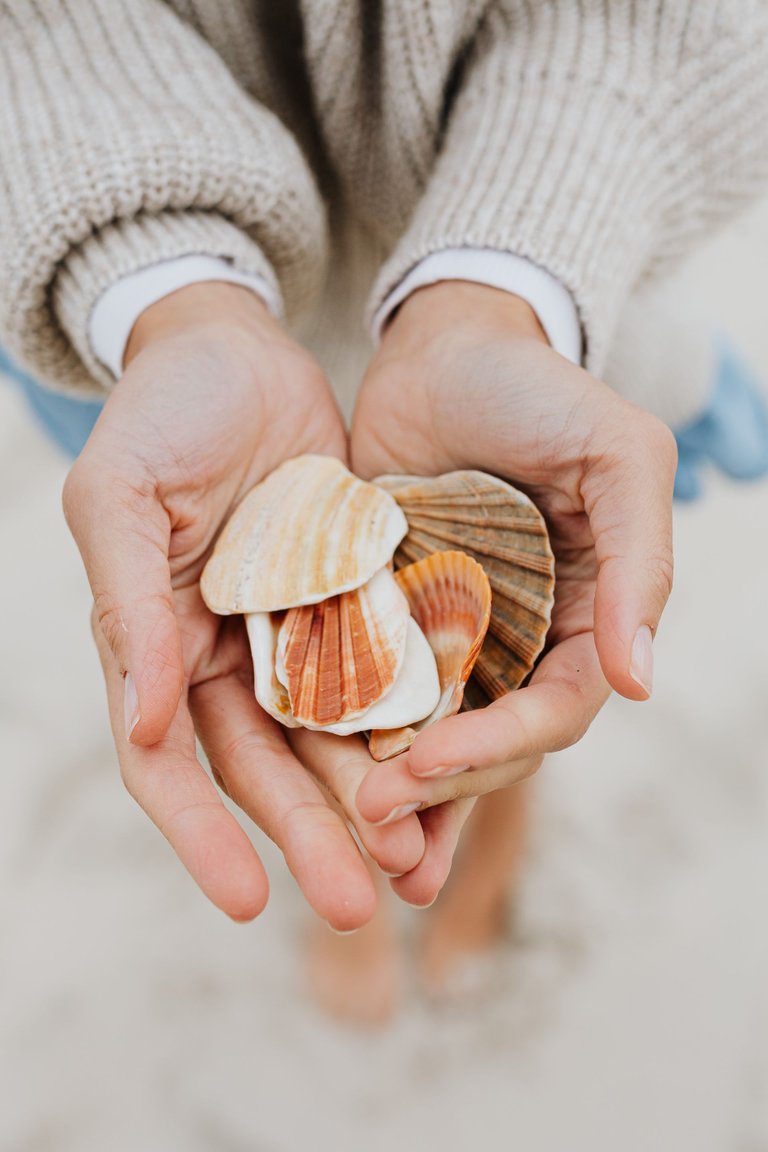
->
xmin=369 ymin=2 xmax=768 ymax=381
xmin=0 ymin=0 xmax=328 ymax=396
xmin=53 ymin=213 xmax=280 ymax=394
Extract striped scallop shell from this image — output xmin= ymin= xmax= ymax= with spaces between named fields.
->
xmin=276 ymin=567 xmax=410 ymax=728
xmin=368 ymin=550 xmax=492 ymax=761
xmin=202 ymin=455 xmax=408 ymax=614
xmin=311 ymin=618 xmax=440 ymax=738
xmin=374 ymin=471 xmax=555 ymax=701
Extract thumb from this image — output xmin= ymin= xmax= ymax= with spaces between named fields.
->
xmin=583 ymin=408 xmax=677 ymax=701
xmin=63 ymin=461 xmax=184 ymax=746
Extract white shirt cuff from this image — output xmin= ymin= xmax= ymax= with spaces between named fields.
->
xmin=371 ymin=248 xmax=583 ymax=365
xmin=89 ymin=255 xmax=281 ymax=379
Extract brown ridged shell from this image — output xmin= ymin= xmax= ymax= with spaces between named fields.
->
xmin=375 ymin=471 xmax=554 ymax=700
xmin=276 ymin=567 xmax=409 ymax=727
xmin=368 ymin=550 xmax=491 ymax=761
xmin=202 ymin=455 xmax=408 ymax=614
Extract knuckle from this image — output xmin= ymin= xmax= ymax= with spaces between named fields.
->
xmin=139 ymin=621 xmax=181 ymax=691
xmin=160 ymin=798 xmax=221 ymax=840
xmin=638 ymin=413 xmax=678 ymax=473
xmin=93 ymin=593 xmax=129 ymax=665
xmin=61 ymin=460 xmax=91 ymax=529
xmin=645 ymin=548 xmax=675 ymax=605
xmin=210 ymin=765 xmax=231 ymax=799
xmin=93 ymin=587 xmax=176 ymax=667
xmin=553 ymin=681 xmax=594 ymax=749
xmin=494 ymin=699 xmax=538 ymax=760
xmin=219 ymin=728 xmax=267 ymax=772
xmin=278 ymin=799 xmax=337 ymax=847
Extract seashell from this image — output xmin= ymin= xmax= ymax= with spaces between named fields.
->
xmin=246 ymin=581 xmax=440 ymax=738
xmin=276 ymin=567 xmax=410 ymax=727
xmin=375 ymin=471 xmax=555 ymax=699
xmin=368 ymin=550 xmax=491 ymax=761
xmin=202 ymin=455 xmax=408 ymax=614
xmin=305 ymin=618 xmax=441 ymax=737
xmin=246 ymin=611 xmax=301 ymax=729
xmin=461 ymin=676 xmax=493 ymax=712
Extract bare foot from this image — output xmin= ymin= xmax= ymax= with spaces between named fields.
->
xmin=419 ymin=786 xmax=529 ymax=998
xmin=419 ymin=887 xmax=510 ymax=997
xmin=305 ymin=880 xmax=401 ymax=1026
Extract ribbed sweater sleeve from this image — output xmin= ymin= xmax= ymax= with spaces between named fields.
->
xmin=0 ymin=1 xmax=328 ymax=394
xmin=368 ymin=0 xmax=768 ymax=374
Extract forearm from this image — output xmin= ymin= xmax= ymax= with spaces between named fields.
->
xmin=370 ymin=0 xmax=768 ymax=375
xmin=0 ymin=0 xmax=327 ymax=395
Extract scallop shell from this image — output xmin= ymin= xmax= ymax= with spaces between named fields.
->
xmin=202 ymin=455 xmax=408 ymax=614
xmin=245 ymin=611 xmax=301 ymax=729
xmin=276 ymin=567 xmax=410 ymax=727
xmin=304 ymin=618 xmax=441 ymax=737
xmin=375 ymin=471 xmax=555 ymax=699
xmin=368 ymin=550 xmax=491 ymax=761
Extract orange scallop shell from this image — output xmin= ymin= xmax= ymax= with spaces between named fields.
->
xmin=368 ymin=550 xmax=491 ymax=761
xmin=277 ymin=567 xmax=410 ymax=727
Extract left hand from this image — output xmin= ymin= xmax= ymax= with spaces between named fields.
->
xmin=350 ymin=281 xmax=676 ymax=851
xmin=62 ymin=284 xmax=425 ymax=928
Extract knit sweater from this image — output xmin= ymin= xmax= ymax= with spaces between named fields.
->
xmin=1 ymin=1 xmax=767 ymax=405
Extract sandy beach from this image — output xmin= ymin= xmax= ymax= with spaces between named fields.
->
xmin=2 ymin=201 xmax=768 ymax=1152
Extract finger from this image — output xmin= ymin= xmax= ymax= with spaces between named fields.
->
xmin=583 ymin=407 xmax=676 ymax=700
xmin=95 ymin=624 xmax=268 ymax=922
xmin=390 ymin=800 xmax=476 ymax=907
xmin=399 ymin=632 xmax=608 ymax=776
xmin=190 ymin=673 xmax=377 ymax=931
xmin=288 ymin=728 xmax=426 ymax=878
xmin=64 ymin=453 xmax=183 ymax=747
xmin=356 ymin=747 xmax=542 ymax=824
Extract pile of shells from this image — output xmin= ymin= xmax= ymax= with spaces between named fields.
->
xmin=201 ymin=455 xmax=555 ymax=761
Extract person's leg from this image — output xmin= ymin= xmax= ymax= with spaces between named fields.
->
xmin=419 ymin=782 xmax=529 ymax=994
xmin=305 ymin=856 xmax=402 ymax=1025
xmin=0 ymin=346 xmax=102 ymax=458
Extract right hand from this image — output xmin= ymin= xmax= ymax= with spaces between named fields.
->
xmin=349 ymin=282 xmax=676 ymax=902
xmin=63 ymin=283 xmax=426 ymax=929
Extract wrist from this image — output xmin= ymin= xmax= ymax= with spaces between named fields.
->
xmin=124 ymin=281 xmax=274 ymax=365
xmin=387 ymin=281 xmax=549 ymax=350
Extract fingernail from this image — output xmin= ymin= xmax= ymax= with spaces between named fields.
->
xmin=328 ymin=925 xmax=359 ymax=936
xmin=124 ymin=672 xmax=140 ymax=741
xmin=629 ymin=626 xmax=654 ymax=697
xmin=412 ymin=763 xmax=470 ymax=779
xmin=374 ymin=802 xmax=421 ymax=827
xmin=407 ymin=894 xmax=439 ymax=910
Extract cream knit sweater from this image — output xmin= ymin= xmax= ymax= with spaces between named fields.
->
xmin=1 ymin=1 xmax=767 ymax=412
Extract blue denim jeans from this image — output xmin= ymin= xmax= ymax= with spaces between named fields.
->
xmin=0 ymin=345 xmax=102 ymax=459
xmin=673 ymin=340 xmax=768 ymax=500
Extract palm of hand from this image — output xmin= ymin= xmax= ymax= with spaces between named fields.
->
xmin=352 ymin=331 xmax=599 ymax=652
xmin=350 ymin=287 xmax=674 ymax=817
xmin=66 ymin=311 xmax=429 ymax=926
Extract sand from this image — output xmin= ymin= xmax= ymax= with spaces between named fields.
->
xmin=2 ymin=201 xmax=768 ymax=1152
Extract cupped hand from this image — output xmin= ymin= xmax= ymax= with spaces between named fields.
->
xmin=351 ymin=281 xmax=676 ymax=829
xmin=63 ymin=283 xmax=425 ymax=928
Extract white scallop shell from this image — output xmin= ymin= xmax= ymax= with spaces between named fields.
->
xmin=202 ymin=455 xmax=408 ymax=614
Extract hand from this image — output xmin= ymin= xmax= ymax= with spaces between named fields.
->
xmin=63 ymin=283 xmax=426 ymax=928
xmin=351 ymin=281 xmax=676 ymax=827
